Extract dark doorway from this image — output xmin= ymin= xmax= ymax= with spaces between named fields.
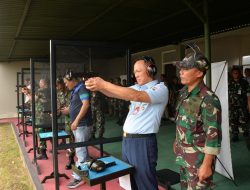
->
xmin=164 ymin=64 xmax=177 ymax=83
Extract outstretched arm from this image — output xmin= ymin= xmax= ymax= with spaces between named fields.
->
xmin=85 ymin=77 xmax=151 ymax=103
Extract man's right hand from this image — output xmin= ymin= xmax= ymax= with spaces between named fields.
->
xmin=60 ymin=107 xmax=69 ymax=115
xmin=71 ymin=120 xmax=78 ymax=131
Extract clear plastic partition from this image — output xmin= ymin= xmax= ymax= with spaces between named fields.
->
xmin=16 ymin=72 xmax=22 ymax=109
xmin=50 ymin=40 xmax=130 ymax=190
xmin=31 ymin=61 xmax=51 ymax=126
xmin=55 ymin=44 xmax=128 ymax=81
xmin=21 ymin=68 xmax=31 ymax=110
xmin=52 ymin=41 xmax=130 ymax=138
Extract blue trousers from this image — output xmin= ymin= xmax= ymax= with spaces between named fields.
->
xmin=122 ymin=136 xmax=158 ymax=190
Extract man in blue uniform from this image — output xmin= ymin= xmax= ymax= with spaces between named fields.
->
xmin=85 ymin=56 xmax=168 ymax=190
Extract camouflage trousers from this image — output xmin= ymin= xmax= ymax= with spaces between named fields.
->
xmin=91 ymin=111 xmax=105 ymax=138
xmin=36 ymin=127 xmax=49 ymax=150
xmin=229 ymin=107 xmax=249 ymax=134
xmin=36 ymin=117 xmax=51 ymax=151
xmin=92 ymin=123 xmax=105 ymax=138
xmin=180 ymin=166 xmax=214 ymax=190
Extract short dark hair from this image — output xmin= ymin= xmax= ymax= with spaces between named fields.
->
xmin=135 ymin=56 xmax=157 ymax=77
xmin=231 ymin=67 xmax=241 ymax=73
xmin=136 ymin=56 xmax=156 ymax=66
xmin=64 ymin=70 xmax=78 ymax=81
xmin=245 ymin=68 xmax=250 ymax=72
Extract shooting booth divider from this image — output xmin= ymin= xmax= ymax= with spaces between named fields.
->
xmin=16 ymin=71 xmax=22 ymax=136
xmin=30 ymin=59 xmax=51 ymax=175
xmin=50 ymin=40 xmax=131 ymax=190
xmin=16 ymin=68 xmax=32 ymax=147
xmin=21 ymin=68 xmax=32 ymax=146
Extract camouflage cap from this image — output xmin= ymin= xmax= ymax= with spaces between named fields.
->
xmin=175 ymin=43 xmax=210 ymax=71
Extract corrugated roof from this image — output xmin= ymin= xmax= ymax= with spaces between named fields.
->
xmin=0 ymin=0 xmax=250 ymax=61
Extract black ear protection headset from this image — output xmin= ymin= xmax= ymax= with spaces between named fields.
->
xmin=184 ymin=43 xmax=209 ymax=71
xmin=56 ymin=76 xmax=64 ymax=84
xmin=141 ymin=56 xmax=157 ymax=77
xmin=84 ymin=159 xmax=106 ymax=172
xmin=64 ymin=70 xmax=73 ymax=81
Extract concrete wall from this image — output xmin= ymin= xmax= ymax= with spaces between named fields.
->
xmin=132 ymin=44 xmax=179 ymax=80
xmin=187 ymin=27 xmax=250 ymax=69
xmin=0 ymin=61 xmax=29 ymax=118
xmin=129 ymin=27 xmax=250 ymax=81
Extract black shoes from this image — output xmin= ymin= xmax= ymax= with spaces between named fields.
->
xmin=231 ymin=131 xmax=249 ymax=142
xmin=65 ymin=162 xmax=73 ymax=170
xmin=37 ymin=149 xmax=48 ymax=160
xmin=243 ymin=131 xmax=249 ymax=137
xmin=65 ymin=155 xmax=75 ymax=170
xmin=246 ymin=137 xmax=250 ymax=151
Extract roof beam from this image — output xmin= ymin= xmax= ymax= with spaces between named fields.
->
xmin=112 ymin=1 xmax=203 ymax=41
xmin=70 ymin=0 xmax=125 ymax=37
xmin=182 ymin=0 xmax=205 ymax=23
xmin=8 ymin=0 xmax=32 ymax=58
xmin=0 ymin=57 xmax=32 ymax=62
xmin=69 ymin=47 xmax=89 ymax=59
xmin=15 ymin=37 xmax=49 ymax=41
xmin=130 ymin=24 xmax=202 ymax=50
xmin=203 ymin=0 xmax=211 ymax=87
xmin=112 ymin=8 xmax=190 ymax=41
xmin=149 ymin=25 xmax=203 ymax=42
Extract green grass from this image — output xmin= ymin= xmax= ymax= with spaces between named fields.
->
xmin=0 ymin=123 xmax=34 ymax=190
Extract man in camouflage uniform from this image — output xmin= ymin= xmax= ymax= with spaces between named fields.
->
xmin=173 ymin=44 xmax=222 ymax=189
xmin=228 ymin=67 xmax=249 ymax=142
xmin=57 ymin=77 xmax=71 ymax=136
xmin=107 ymin=78 xmax=115 ymax=117
xmin=35 ymin=78 xmax=51 ymax=160
xmin=116 ymin=99 xmax=129 ymax=126
xmin=56 ymin=77 xmax=75 ymax=169
xmin=112 ymin=77 xmax=121 ymax=118
xmin=90 ymin=91 xmax=105 ymax=138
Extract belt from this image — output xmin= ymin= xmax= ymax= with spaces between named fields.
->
xmin=123 ymin=132 xmax=156 ymax=138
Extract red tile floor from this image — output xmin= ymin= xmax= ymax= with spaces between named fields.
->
xmin=1 ymin=118 xmax=165 ymax=190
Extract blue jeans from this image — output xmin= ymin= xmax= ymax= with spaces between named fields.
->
xmin=72 ymin=125 xmax=91 ymax=180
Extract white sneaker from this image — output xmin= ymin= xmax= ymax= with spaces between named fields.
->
xmin=66 ymin=178 xmax=84 ymax=189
